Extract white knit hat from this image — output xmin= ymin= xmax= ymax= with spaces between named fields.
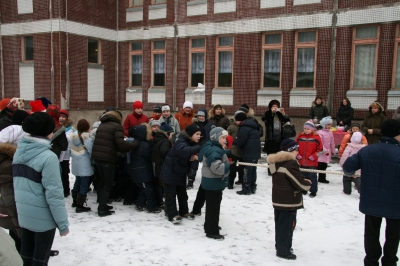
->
xmin=183 ymin=101 xmax=193 ymax=109
xmin=319 ymin=116 xmax=333 ymax=129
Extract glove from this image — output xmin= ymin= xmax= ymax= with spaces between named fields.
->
xmin=296 ymin=154 xmax=302 ymax=160
xmin=308 ymin=155 xmax=315 ymax=161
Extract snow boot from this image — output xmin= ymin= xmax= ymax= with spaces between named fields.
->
xmin=276 ymin=253 xmax=296 ymax=260
xmin=206 ymin=234 xmax=225 ymax=241
xmin=183 ymin=213 xmax=195 ymax=220
xmin=76 ymin=194 xmax=91 ymax=213
xmin=236 ymin=190 xmax=251 ymax=195
xmin=309 ymin=192 xmax=316 ymax=198
xmin=170 ymin=215 xmax=182 ymax=224
xmin=190 ymin=210 xmax=201 ymax=216
xmin=146 ymin=207 xmax=162 ymax=213
xmin=71 ymin=190 xmax=78 ymax=207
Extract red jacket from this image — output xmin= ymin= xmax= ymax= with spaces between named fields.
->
xmin=123 ymin=113 xmax=149 ymax=136
xmin=295 ymin=132 xmax=322 ymax=167
xmin=174 ymin=109 xmax=194 ymax=131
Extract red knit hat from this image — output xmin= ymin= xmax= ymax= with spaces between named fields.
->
xmin=60 ymin=109 xmax=69 ymax=118
xmin=0 ymin=98 xmax=10 ymax=111
xmin=133 ymin=101 xmax=144 ymax=110
xmin=46 ymin=104 xmax=61 ymax=126
xmin=30 ymin=100 xmax=46 ymax=112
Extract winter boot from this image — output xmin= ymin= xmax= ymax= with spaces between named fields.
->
xmin=276 ymin=253 xmax=297 ymax=260
xmin=76 ymin=194 xmax=91 ymax=213
xmin=183 ymin=213 xmax=195 ymax=220
xmin=170 ymin=215 xmax=182 ymax=224
xmin=186 ymin=179 xmax=194 ymax=190
xmin=71 ymin=190 xmax=78 ymax=207
xmin=206 ymin=234 xmax=225 ymax=241
xmin=98 ymin=190 xmax=115 ymax=217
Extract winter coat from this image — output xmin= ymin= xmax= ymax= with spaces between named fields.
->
xmin=317 ymin=129 xmax=336 ymax=163
xmin=0 ymin=228 xmax=23 ymax=266
xmin=339 ymin=142 xmax=366 ymax=176
xmin=60 ymin=123 xmax=76 ymax=161
xmin=233 ymin=119 xmax=261 ymax=161
xmin=13 ymin=135 xmax=69 ymax=234
xmin=192 ymin=118 xmax=213 ymax=145
xmin=262 ymin=110 xmax=290 ymax=154
xmin=267 ymin=151 xmax=311 ymax=210
xmin=152 ymin=130 xmax=172 ymax=178
xmin=246 ymin=108 xmax=264 ymax=137
xmin=90 ymin=121 xmax=101 ymax=139
xmin=361 ymin=109 xmax=387 ymax=145
xmin=175 ymin=108 xmax=194 ymax=131
xmin=208 ymin=108 xmax=230 ymax=130
xmin=123 ymin=112 xmax=149 ymax=136
xmin=0 ymin=125 xmax=27 ymax=144
xmin=338 ymin=133 xmax=368 ymax=158
xmin=227 ymin=119 xmax=243 ymax=158
xmin=158 ymin=115 xmax=181 ymax=142
xmin=309 ymin=100 xmax=329 ymax=122
xmin=199 ymin=140 xmax=230 ymax=191
xmin=129 ymin=124 xmax=154 ymax=183
xmin=0 ymin=143 xmax=20 ymax=237
xmin=343 ymin=136 xmax=400 ymax=219
xmin=50 ymin=126 xmax=68 ymax=160
xmin=70 ymin=132 xmax=94 ymax=177
xmin=296 ymin=132 xmax=323 ymax=167
xmin=92 ymin=111 xmax=139 ymax=163
xmin=0 ymin=109 xmax=13 ymax=132
xmin=159 ymin=133 xmax=201 ymax=186
xmin=336 ymin=102 xmax=354 ymax=128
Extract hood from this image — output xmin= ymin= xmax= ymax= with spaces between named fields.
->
xmin=153 ymin=130 xmax=169 ymax=143
xmin=13 ymin=135 xmax=52 ymax=163
xmin=129 ymin=124 xmax=152 ymax=141
xmin=267 ymin=151 xmax=297 ymax=164
xmin=0 ymin=143 xmax=17 ymax=164
xmin=208 ymin=108 xmax=226 ymax=119
xmin=242 ymin=119 xmax=258 ymax=129
xmin=70 ymin=132 xmax=91 ymax=146
xmin=312 ymin=99 xmax=326 ymax=107
xmin=347 ymin=142 xmax=366 ymax=150
xmin=63 ymin=118 xmax=73 ymax=128
xmin=100 ymin=111 xmax=122 ymax=124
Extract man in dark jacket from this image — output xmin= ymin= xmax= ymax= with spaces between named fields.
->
xmin=343 ymin=119 xmax=400 ymax=266
xmin=92 ymin=111 xmax=139 ymax=217
xmin=233 ymin=111 xmax=261 ymax=195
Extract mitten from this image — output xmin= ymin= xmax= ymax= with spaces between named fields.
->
xmin=296 ymin=154 xmax=302 ymax=160
xmin=308 ymin=155 xmax=315 ymax=161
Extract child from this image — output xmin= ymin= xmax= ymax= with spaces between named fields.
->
xmin=70 ymin=119 xmax=94 ymax=213
xmin=267 ymin=139 xmax=311 ymax=260
xmin=150 ymin=120 xmax=160 ymax=134
xmin=150 ymin=105 xmax=162 ymax=121
xmin=338 ymin=123 xmax=368 ymax=158
xmin=198 ymin=127 xmax=231 ymax=240
xmin=159 ymin=104 xmax=181 ymax=142
xmin=296 ymin=120 xmax=322 ymax=198
xmin=317 ymin=117 xmax=336 ymax=184
xmin=339 ymin=132 xmax=364 ymax=194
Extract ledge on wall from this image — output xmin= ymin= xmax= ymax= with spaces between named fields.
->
xmin=126 ymin=88 xmax=143 ymax=103
xmin=257 ymin=89 xmax=282 ymax=106
xmin=289 ymin=89 xmax=316 ymax=108
xmin=346 ymin=89 xmax=377 ymax=110
xmin=212 ymin=88 xmax=233 ymax=106
xmin=185 ymin=88 xmax=205 ymax=105
xmin=126 ymin=7 xmax=143 ymax=22
xmin=148 ymin=88 xmax=166 ymax=103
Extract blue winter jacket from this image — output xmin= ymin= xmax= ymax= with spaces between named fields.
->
xmin=233 ymin=119 xmax=261 ymax=161
xmin=159 ymin=133 xmax=201 ymax=186
xmin=70 ymin=132 xmax=94 ymax=177
xmin=129 ymin=125 xmax=154 ymax=183
xmin=12 ymin=135 xmax=69 ymax=234
xmin=343 ymin=136 xmax=400 ymax=219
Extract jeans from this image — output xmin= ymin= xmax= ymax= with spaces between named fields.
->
xmin=343 ymin=176 xmax=360 ymax=194
xmin=364 ymin=215 xmax=400 ymax=266
xmin=72 ymin=176 xmax=90 ymax=196
xmin=204 ymin=190 xmax=223 ymax=235
xmin=301 ymin=167 xmax=318 ymax=193
xmin=60 ymin=160 xmax=70 ymax=195
xmin=20 ymin=228 xmax=56 ymax=266
xmin=275 ymin=209 xmax=297 ymax=256
xmin=243 ymin=160 xmax=258 ymax=193
xmin=192 ymin=185 xmax=206 ymax=214
xmin=164 ymin=183 xmax=189 ymax=220
xmin=136 ymin=181 xmax=157 ymax=210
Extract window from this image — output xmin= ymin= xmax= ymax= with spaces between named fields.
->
xmin=130 ymin=42 xmax=143 ymax=87
xmin=294 ymin=31 xmax=317 ymax=88
xmin=189 ymin=38 xmax=206 ymax=87
xmin=216 ymin=36 xmax=234 ymax=88
xmin=22 ymin=36 xmax=34 ymax=61
xmin=262 ymin=33 xmax=282 ymax=88
xmin=152 ymin=40 xmax=166 ymax=86
xmin=393 ymin=24 xmax=400 ymax=89
xmin=88 ymin=39 xmax=100 ymax=64
xmin=351 ymin=26 xmax=379 ymax=89
xmin=130 ymin=0 xmax=143 ymax=6
xmin=152 ymin=0 xmax=166 ymax=4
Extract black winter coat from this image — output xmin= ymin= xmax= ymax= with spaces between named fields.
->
xmin=233 ymin=119 xmax=261 ymax=161
xmin=262 ymin=111 xmax=290 ymax=154
xmin=159 ymin=133 xmax=201 ymax=186
xmin=50 ymin=126 xmax=68 ymax=158
xmin=129 ymin=125 xmax=153 ymax=183
xmin=152 ymin=131 xmax=172 ymax=179
xmin=193 ymin=118 xmax=213 ymax=145
xmin=0 ymin=109 xmax=13 ymax=132
xmin=309 ymin=100 xmax=329 ymax=122
xmin=92 ymin=111 xmax=139 ymax=162
xmin=336 ymin=102 xmax=354 ymax=128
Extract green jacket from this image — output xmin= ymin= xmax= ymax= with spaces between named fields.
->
xmin=361 ymin=110 xmax=387 ymax=145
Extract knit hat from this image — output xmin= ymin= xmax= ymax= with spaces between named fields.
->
xmin=22 ymin=112 xmax=55 ymax=137
xmin=197 ymin=110 xmax=206 ymax=117
xmin=150 ymin=119 xmax=161 ymax=127
xmin=7 ymin=98 xmax=24 ymax=111
xmin=304 ymin=120 xmax=315 ymax=130
xmin=234 ymin=112 xmax=247 ymax=122
xmin=239 ymin=103 xmax=249 ymax=113
xmin=0 ymin=98 xmax=10 ymax=111
xmin=60 ymin=109 xmax=69 ymax=118
xmin=210 ymin=126 xmax=228 ymax=142
xmin=37 ymin=97 xmax=52 ymax=109
xmin=350 ymin=132 xmax=362 ymax=144
xmin=280 ymin=139 xmax=299 ymax=152
xmin=159 ymin=122 xmax=173 ymax=134
xmin=133 ymin=101 xmax=144 ymax=110
xmin=161 ymin=104 xmax=170 ymax=112
xmin=77 ymin=119 xmax=90 ymax=133
xmin=319 ymin=116 xmax=333 ymax=129
xmin=12 ymin=110 xmax=29 ymax=125
xmin=213 ymin=104 xmax=222 ymax=111
xmin=183 ymin=101 xmax=193 ymax=109
xmin=185 ymin=123 xmax=201 ymax=137
xmin=381 ymin=119 xmax=400 ymax=138
xmin=369 ymin=101 xmax=384 ymax=112
xmin=268 ymin=99 xmax=280 ymax=110
xmin=350 ymin=123 xmax=361 ymax=130
xmin=153 ymin=105 xmax=162 ymax=113
xmin=46 ymin=104 xmax=61 ymax=124
xmin=30 ymin=100 xmax=46 ymax=112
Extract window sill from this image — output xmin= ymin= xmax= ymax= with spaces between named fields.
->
xmin=187 ymin=0 xmax=207 ymax=6
xmin=126 ymin=87 xmax=143 ymax=92
xmin=349 ymin=88 xmax=376 ymax=90
xmin=127 ymin=6 xmax=143 ymax=12
xmin=212 ymin=88 xmax=233 ymax=94
xmin=149 ymin=4 xmax=167 ymax=10
xmin=87 ymin=64 xmax=104 ymax=69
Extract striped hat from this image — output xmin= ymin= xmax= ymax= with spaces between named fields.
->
xmin=304 ymin=120 xmax=315 ymax=130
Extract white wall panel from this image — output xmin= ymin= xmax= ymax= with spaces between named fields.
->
xmin=260 ymin=0 xmax=285 ymax=9
xmin=88 ymin=67 xmax=104 ymax=102
xmin=187 ymin=3 xmax=207 ymax=17
xmin=293 ymin=0 xmax=321 ymax=6
xmin=149 ymin=6 xmax=167 ymax=20
xmin=17 ymin=0 xmax=33 ymax=14
xmin=19 ymin=63 xmax=35 ymax=100
xmin=126 ymin=9 xmax=143 ymax=22
xmin=214 ymin=1 xmax=236 ymax=14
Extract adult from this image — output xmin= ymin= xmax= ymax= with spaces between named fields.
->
xmin=309 ymin=96 xmax=329 ymax=123
xmin=361 ymin=101 xmax=386 ymax=145
xmin=239 ymin=103 xmax=263 ymax=137
xmin=336 ymin=97 xmax=354 ymax=129
xmin=123 ymin=101 xmax=149 ymax=136
xmin=92 ymin=110 xmax=139 ymax=217
xmin=175 ymin=101 xmax=194 ymax=131
xmin=343 ymin=119 xmax=400 ymax=266
xmin=208 ymin=104 xmax=230 ymax=130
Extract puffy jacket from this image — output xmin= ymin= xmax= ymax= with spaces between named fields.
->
xmin=246 ymin=108 xmax=263 ymax=137
xmin=338 ymin=133 xmax=368 ymax=158
xmin=13 ymin=135 xmax=69 ymax=234
xmin=233 ymin=119 xmax=261 ymax=161
xmin=192 ymin=114 xmax=213 ymax=145
xmin=317 ymin=129 xmax=336 ymax=164
xmin=159 ymin=133 xmax=201 ymax=186
xmin=152 ymin=130 xmax=172 ymax=178
xmin=361 ymin=109 xmax=387 ymax=145
xmin=309 ymin=100 xmax=329 ymax=122
xmin=227 ymin=119 xmax=242 ymax=158
xmin=208 ymin=108 xmax=230 ymax=130
xmin=343 ymin=136 xmax=400 ymax=219
xmin=336 ymin=102 xmax=354 ymax=128
xmin=267 ymin=151 xmax=311 ymax=210
xmin=262 ymin=110 xmax=290 ymax=154
xmin=123 ymin=112 xmax=149 ymax=136
xmin=0 ymin=109 xmax=13 ymax=132
xmin=0 ymin=143 xmax=20 ymax=236
xmin=339 ymin=142 xmax=366 ymax=176
xmin=199 ymin=140 xmax=230 ymax=191
xmin=0 ymin=125 xmax=27 ymax=144
xmin=70 ymin=132 xmax=94 ymax=177
xmin=50 ymin=126 xmax=68 ymax=160
xmin=175 ymin=108 xmax=194 ymax=131
xmin=92 ymin=111 xmax=139 ymax=162
xmin=296 ymin=132 xmax=323 ymax=167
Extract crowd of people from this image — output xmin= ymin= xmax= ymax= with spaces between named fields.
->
xmin=0 ymin=96 xmax=399 ymax=265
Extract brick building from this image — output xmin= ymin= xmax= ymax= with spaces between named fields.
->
xmin=0 ymin=0 xmax=400 ymax=120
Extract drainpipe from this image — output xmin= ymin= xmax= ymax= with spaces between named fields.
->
xmin=327 ymin=0 xmax=338 ymax=115
xmin=172 ymin=0 xmax=178 ymax=111
xmin=50 ymin=0 xmax=55 ymax=103
xmin=115 ymin=0 xmax=119 ymax=108
xmin=0 ymin=12 xmax=4 ymax=98
xmin=65 ymin=0 xmax=70 ymax=109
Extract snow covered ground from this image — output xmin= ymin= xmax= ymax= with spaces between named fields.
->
xmin=50 ymin=159 xmax=393 ymax=266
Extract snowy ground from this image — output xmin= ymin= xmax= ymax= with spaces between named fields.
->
xmin=49 ymin=158 xmax=393 ymax=266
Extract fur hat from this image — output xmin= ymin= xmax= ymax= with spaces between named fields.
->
xmin=159 ymin=122 xmax=173 ymax=134
xmin=304 ymin=120 xmax=315 ymax=130
xmin=185 ymin=124 xmax=201 ymax=137
xmin=268 ymin=100 xmax=280 ymax=110
xmin=22 ymin=112 xmax=55 ymax=137
xmin=239 ymin=103 xmax=249 ymax=113
xmin=30 ymin=100 xmax=46 ymax=112
xmin=381 ymin=119 xmax=400 ymax=138
xmin=280 ymin=139 xmax=299 ymax=152
xmin=153 ymin=105 xmax=162 ymax=113
xmin=37 ymin=97 xmax=52 ymax=109
xmin=77 ymin=119 xmax=90 ymax=133
xmin=369 ymin=101 xmax=384 ymax=112
xmin=183 ymin=101 xmax=193 ymax=109
xmin=213 ymin=104 xmax=223 ymax=111
xmin=12 ymin=110 xmax=29 ymax=125
xmin=7 ymin=98 xmax=24 ymax=111
xmin=234 ymin=112 xmax=247 ymax=122
xmin=210 ymin=126 xmax=228 ymax=142
xmin=0 ymin=98 xmax=10 ymax=111
xmin=133 ymin=101 xmax=144 ymax=110
xmin=319 ymin=116 xmax=333 ymax=129
xmin=60 ymin=109 xmax=69 ymax=118
xmin=350 ymin=132 xmax=362 ymax=144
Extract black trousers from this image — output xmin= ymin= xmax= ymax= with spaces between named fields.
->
xmin=95 ymin=160 xmax=116 ymax=211
xmin=274 ymin=209 xmax=297 ymax=256
xmin=9 ymin=229 xmax=21 ymax=253
xmin=164 ymin=183 xmax=189 ymax=220
xmin=192 ymin=184 xmax=206 ymax=213
xmin=343 ymin=175 xmax=360 ymax=194
xmin=228 ymin=155 xmax=244 ymax=185
xmin=204 ymin=190 xmax=223 ymax=235
xmin=317 ymin=162 xmax=328 ymax=181
xmin=364 ymin=215 xmax=400 ymax=266
xmin=21 ymin=228 xmax=56 ymax=266
xmin=60 ymin=160 xmax=70 ymax=194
